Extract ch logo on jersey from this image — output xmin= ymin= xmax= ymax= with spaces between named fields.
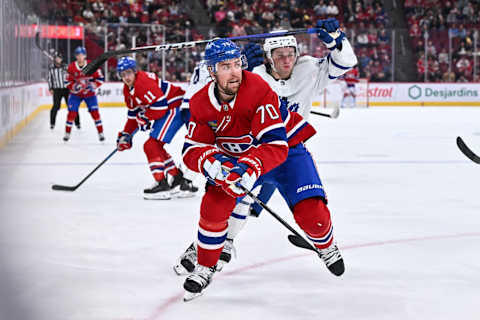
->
xmin=280 ymin=97 xmax=300 ymax=113
xmin=217 ymin=135 xmax=253 ymax=155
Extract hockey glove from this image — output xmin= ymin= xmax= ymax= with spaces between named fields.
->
xmin=202 ymin=153 xmax=235 ymax=185
xmin=316 ymin=18 xmax=345 ymax=50
xmin=243 ymin=42 xmax=264 ymax=71
xmin=136 ymin=110 xmax=151 ymax=131
xmin=116 ymin=131 xmax=132 ymax=151
xmin=88 ymin=79 xmax=99 ymax=90
xmin=223 ymin=158 xmax=262 ymax=198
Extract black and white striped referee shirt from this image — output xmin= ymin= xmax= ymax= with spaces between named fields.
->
xmin=48 ymin=64 xmax=67 ymax=90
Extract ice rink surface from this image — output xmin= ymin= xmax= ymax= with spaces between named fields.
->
xmin=0 ymin=106 xmax=479 ymax=320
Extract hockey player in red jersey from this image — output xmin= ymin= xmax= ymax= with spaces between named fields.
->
xmin=116 ymin=56 xmax=198 ymax=199
xmin=341 ymin=67 xmax=360 ymax=108
xmin=64 ymin=46 xmax=104 ymax=142
xmin=181 ymin=39 xmax=344 ymax=301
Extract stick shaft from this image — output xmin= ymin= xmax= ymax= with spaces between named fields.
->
xmin=51 ymin=149 xmax=117 ymax=191
xmin=240 ymin=186 xmax=316 ymax=250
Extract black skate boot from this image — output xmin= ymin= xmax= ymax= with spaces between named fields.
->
xmin=317 ymin=242 xmax=345 ymax=276
xmin=98 ymin=132 xmax=105 ymax=142
xmin=143 ymin=179 xmax=171 ymax=200
xmin=217 ymin=238 xmax=235 ymax=272
xmin=63 ymin=132 xmax=70 ymax=142
xmin=173 ymin=242 xmax=197 ymax=275
xmin=170 ymin=170 xmax=198 ymax=198
xmin=183 ymin=264 xmax=216 ymax=301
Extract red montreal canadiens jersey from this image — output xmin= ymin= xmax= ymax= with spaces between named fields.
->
xmin=343 ymin=67 xmax=359 ymax=86
xmin=121 ymin=71 xmax=185 ymax=134
xmin=183 ymin=71 xmax=289 ymax=175
xmin=66 ymin=61 xmax=104 ymax=98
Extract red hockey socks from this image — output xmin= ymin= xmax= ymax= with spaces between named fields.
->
xmin=89 ymin=109 xmax=103 ymax=133
xmin=293 ymin=197 xmax=334 ymax=249
xmin=197 ymin=185 xmax=236 ymax=267
xmin=65 ymin=111 xmax=78 ymax=134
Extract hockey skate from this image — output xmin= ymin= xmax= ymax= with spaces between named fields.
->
xmin=317 ymin=242 xmax=345 ymax=276
xmin=183 ymin=264 xmax=216 ymax=302
xmin=143 ymin=179 xmax=171 ymax=200
xmin=173 ymin=242 xmax=196 ymax=275
xmin=170 ymin=171 xmax=198 ymax=198
xmin=98 ymin=132 xmax=105 ymax=142
xmin=217 ymin=238 xmax=235 ymax=271
xmin=63 ymin=132 xmax=70 ymax=142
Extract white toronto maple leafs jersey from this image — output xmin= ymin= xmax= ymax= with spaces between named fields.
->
xmin=252 ymin=38 xmax=357 ymax=120
xmin=180 ymin=62 xmax=212 ymax=110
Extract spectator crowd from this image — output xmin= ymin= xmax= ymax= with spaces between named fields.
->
xmin=31 ymin=0 xmax=479 ymax=83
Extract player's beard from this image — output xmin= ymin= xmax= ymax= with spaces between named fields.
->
xmin=217 ymin=77 xmax=241 ymax=97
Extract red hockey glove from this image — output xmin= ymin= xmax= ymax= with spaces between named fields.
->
xmin=223 ymin=157 xmax=262 ymax=198
xmin=116 ymin=132 xmax=132 ymax=151
xmin=201 ymin=153 xmax=235 ymax=185
xmin=136 ymin=110 xmax=151 ymax=131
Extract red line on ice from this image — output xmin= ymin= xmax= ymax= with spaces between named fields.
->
xmin=145 ymin=232 xmax=480 ymax=320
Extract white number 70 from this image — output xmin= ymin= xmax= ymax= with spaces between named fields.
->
xmin=257 ymin=104 xmax=279 ymax=123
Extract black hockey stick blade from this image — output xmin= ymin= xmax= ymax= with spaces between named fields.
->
xmin=457 ymin=136 xmax=480 ymax=164
xmin=310 ymin=108 xmax=340 ymax=119
xmin=51 ymin=184 xmax=78 ymax=191
xmin=287 ymin=234 xmax=318 ymax=252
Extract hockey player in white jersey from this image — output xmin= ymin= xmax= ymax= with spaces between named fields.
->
xmin=174 ymin=18 xmax=357 ymax=279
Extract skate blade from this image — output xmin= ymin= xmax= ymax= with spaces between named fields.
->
xmin=143 ymin=192 xmax=171 ymax=200
xmin=216 ymin=261 xmax=226 ymax=272
xmin=183 ymin=291 xmax=203 ymax=302
xmin=175 ymin=190 xmax=197 ymax=198
xmin=173 ymin=264 xmax=190 ymax=276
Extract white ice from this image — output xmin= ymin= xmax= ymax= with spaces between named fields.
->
xmin=0 ymin=107 xmax=479 ymax=320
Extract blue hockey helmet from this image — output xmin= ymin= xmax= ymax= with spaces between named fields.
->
xmin=74 ymin=46 xmax=87 ymax=56
xmin=117 ymin=56 xmax=137 ymax=73
xmin=204 ymin=38 xmax=246 ymax=72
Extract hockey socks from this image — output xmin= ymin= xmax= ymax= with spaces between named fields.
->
xmin=144 ymin=138 xmax=179 ymax=182
xmin=65 ymin=111 xmax=78 ymax=134
xmin=89 ymin=109 xmax=103 ymax=133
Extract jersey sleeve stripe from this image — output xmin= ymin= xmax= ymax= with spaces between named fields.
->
xmin=167 ymin=96 xmax=183 ymax=104
xmin=328 ymin=54 xmax=351 ymax=70
xmin=283 ymin=110 xmax=291 ymax=125
xmin=267 ymin=140 xmax=289 ymax=148
xmin=287 ymin=119 xmax=307 ymax=138
xmin=256 ymin=122 xmax=285 ymax=141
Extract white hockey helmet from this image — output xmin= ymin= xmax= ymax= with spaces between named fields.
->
xmin=263 ymin=32 xmax=299 ymax=62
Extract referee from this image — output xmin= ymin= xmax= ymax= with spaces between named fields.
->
xmin=48 ymin=54 xmax=80 ymax=129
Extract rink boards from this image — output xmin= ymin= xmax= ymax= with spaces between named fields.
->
xmin=2 ymin=81 xmax=480 ymax=147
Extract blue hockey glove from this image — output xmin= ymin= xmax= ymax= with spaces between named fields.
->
xmin=201 ymin=153 xmax=235 ymax=185
xmin=316 ymin=18 xmax=345 ymax=50
xmin=136 ymin=110 xmax=151 ymax=131
xmin=116 ymin=131 xmax=132 ymax=151
xmin=243 ymin=42 xmax=264 ymax=71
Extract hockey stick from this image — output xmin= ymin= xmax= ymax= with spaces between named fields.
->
xmin=51 ymin=149 xmax=118 ymax=191
xmin=239 ymin=186 xmax=320 ymax=253
xmin=35 ymin=32 xmax=54 ymax=60
xmin=82 ymin=28 xmax=321 ymax=75
xmin=310 ymin=107 xmax=340 ymax=119
xmin=456 ymin=136 xmax=480 ymax=164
